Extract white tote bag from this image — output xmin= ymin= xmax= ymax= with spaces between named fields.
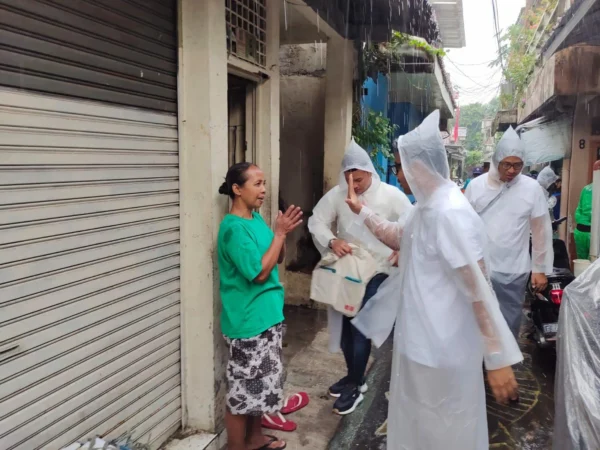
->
xmin=310 ymin=245 xmax=378 ymax=317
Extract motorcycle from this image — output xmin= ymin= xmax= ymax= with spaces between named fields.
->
xmin=527 ymin=217 xmax=575 ymax=348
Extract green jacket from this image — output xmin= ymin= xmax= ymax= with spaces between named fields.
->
xmin=575 ymin=184 xmax=593 ymax=227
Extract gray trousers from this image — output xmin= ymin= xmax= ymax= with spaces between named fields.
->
xmin=491 ymin=272 xmax=529 ymax=340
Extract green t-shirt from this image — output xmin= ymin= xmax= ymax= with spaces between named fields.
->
xmin=575 ymin=184 xmax=593 ymax=227
xmin=217 ymin=212 xmax=284 ymax=339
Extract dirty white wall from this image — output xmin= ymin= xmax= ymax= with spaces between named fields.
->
xmin=279 ymin=43 xmax=327 ymax=306
xmin=561 ymin=96 xmax=600 ymax=252
xmin=178 ymin=0 xmax=281 ymax=435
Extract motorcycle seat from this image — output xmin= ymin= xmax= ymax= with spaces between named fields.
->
xmin=550 ymin=267 xmax=574 ymax=277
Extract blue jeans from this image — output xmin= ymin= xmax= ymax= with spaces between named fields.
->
xmin=341 ymin=273 xmax=388 ymax=386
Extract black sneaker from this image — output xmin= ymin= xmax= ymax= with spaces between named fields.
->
xmin=332 ymin=386 xmax=364 ymax=415
xmin=328 ymin=377 xmax=368 ymax=398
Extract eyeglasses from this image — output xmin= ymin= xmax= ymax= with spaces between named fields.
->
xmin=499 ymin=161 xmax=524 ymax=171
xmin=391 ymin=164 xmax=402 ymax=175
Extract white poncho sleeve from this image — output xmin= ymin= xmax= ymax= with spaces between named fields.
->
xmin=437 ymin=209 xmax=523 ymax=370
xmin=356 ymin=205 xmax=408 ymax=250
xmin=355 ymin=205 xmax=523 ymax=370
xmin=530 ymin=184 xmax=554 ymax=275
xmin=307 ymin=187 xmax=339 ymax=252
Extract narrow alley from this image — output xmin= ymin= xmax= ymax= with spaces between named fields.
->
xmin=281 ymin=305 xmax=557 ymax=450
xmin=1 ymin=0 xmax=600 ymax=449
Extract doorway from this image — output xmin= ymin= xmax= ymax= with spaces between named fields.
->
xmin=228 ymin=74 xmax=256 ymax=166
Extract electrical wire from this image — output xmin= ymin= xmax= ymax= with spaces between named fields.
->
xmin=491 ymin=0 xmax=505 ymax=71
xmin=445 ymin=59 xmax=497 ymax=67
xmin=446 ymin=57 xmax=502 ymax=90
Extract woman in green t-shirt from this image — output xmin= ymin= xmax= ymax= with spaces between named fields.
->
xmin=217 ymin=162 xmax=302 ymax=450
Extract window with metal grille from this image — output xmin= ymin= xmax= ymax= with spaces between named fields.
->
xmin=226 ymin=0 xmax=267 ymax=68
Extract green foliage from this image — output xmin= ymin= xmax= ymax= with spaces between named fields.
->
xmin=491 ymin=0 xmax=559 ymax=108
xmin=448 ymin=98 xmax=499 ymax=153
xmin=389 ymin=31 xmax=446 ymax=58
xmin=465 ymin=150 xmax=484 ymax=169
xmin=361 ymin=31 xmax=446 ymax=80
xmin=499 ymin=93 xmax=514 ymax=110
xmin=352 ymin=109 xmax=397 ymax=173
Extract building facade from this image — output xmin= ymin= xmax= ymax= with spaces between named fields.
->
xmin=0 ymin=0 xmax=452 ymax=449
xmin=495 ymin=0 xmax=600 ymax=254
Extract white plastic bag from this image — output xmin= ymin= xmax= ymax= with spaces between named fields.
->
xmin=310 ymin=245 xmax=378 ymax=317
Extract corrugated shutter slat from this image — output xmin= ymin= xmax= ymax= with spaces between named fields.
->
xmin=0 ymin=86 xmax=181 ymax=450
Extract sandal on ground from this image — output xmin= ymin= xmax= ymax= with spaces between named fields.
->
xmin=281 ymin=392 xmax=309 ymax=415
xmin=261 ymin=412 xmax=297 ymax=432
xmin=253 ymin=434 xmax=286 ymax=450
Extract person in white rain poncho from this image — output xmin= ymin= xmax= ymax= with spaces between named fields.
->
xmin=465 ymin=128 xmax=554 ymax=339
xmin=347 ymin=110 xmax=522 ymax=450
xmin=308 ymin=139 xmax=412 ymax=415
xmin=537 ymin=166 xmax=559 ymax=197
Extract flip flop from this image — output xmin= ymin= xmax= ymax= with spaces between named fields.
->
xmin=253 ymin=434 xmax=286 ymax=450
xmin=261 ymin=412 xmax=297 ymax=432
xmin=281 ymin=392 xmax=309 ymax=415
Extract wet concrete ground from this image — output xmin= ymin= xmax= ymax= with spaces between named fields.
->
xmin=277 ymin=305 xmax=355 ymax=450
xmin=329 ymin=313 xmax=557 ymax=450
xmin=280 ymin=304 xmax=556 ymax=449
xmin=487 ymin=324 xmax=556 ymax=450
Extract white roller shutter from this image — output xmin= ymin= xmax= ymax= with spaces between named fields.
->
xmin=0 ymin=88 xmax=181 ymax=450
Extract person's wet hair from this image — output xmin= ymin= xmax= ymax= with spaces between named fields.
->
xmin=219 ymin=162 xmax=255 ymax=199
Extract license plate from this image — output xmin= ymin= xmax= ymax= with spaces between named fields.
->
xmin=543 ymin=323 xmax=558 ymax=334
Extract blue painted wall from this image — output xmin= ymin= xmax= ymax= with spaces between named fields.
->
xmin=361 ymin=74 xmax=424 ymax=203
xmin=361 ymin=74 xmax=389 ymax=181
xmin=362 ymin=74 xmax=388 ymax=116
xmin=387 ymin=102 xmax=423 ymax=203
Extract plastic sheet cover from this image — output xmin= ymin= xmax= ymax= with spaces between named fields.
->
xmin=554 ymin=259 xmax=600 ymax=450
xmin=517 ymin=115 xmax=572 ymax=166
xmin=351 ymin=110 xmax=522 ymax=450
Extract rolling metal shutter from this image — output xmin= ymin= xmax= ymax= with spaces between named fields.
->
xmin=0 ymin=0 xmax=181 ymax=449
xmin=0 ymin=87 xmax=181 ymax=450
xmin=0 ymin=0 xmax=177 ymax=112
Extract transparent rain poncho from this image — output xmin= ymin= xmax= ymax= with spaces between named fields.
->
xmin=307 ymin=138 xmax=412 ymax=352
xmin=553 ymin=259 xmax=600 ymax=450
xmin=538 ymin=166 xmax=559 ymax=191
xmin=351 ymin=110 xmax=522 ymax=450
xmin=465 ymin=127 xmax=554 ymax=283
xmin=537 ymin=166 xmax=560 ymax=211
xmin=338 ymin=138 xmax=382 ymax=190
xmin=308 ymin=138 xmax=412 ymax=264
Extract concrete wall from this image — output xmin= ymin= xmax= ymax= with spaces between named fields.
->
xmin=323 ymin=37 xmax=356 ymax=193
xmin=178 ymin=0 xmax=229 ymax=434
xmin=178 ymin=0 xmax=281 ymax=435
xmin=561 ymin=95 xmax=600 ymax=252
xmin=279 ymin=44 xmax=326 ymax=306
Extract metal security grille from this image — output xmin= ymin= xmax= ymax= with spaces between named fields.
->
xmin=225 ymin=0 xmax=267 ymax=67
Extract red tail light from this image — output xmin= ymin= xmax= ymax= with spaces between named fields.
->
xmin=550 ymin=289 xmax=563 ymax=305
